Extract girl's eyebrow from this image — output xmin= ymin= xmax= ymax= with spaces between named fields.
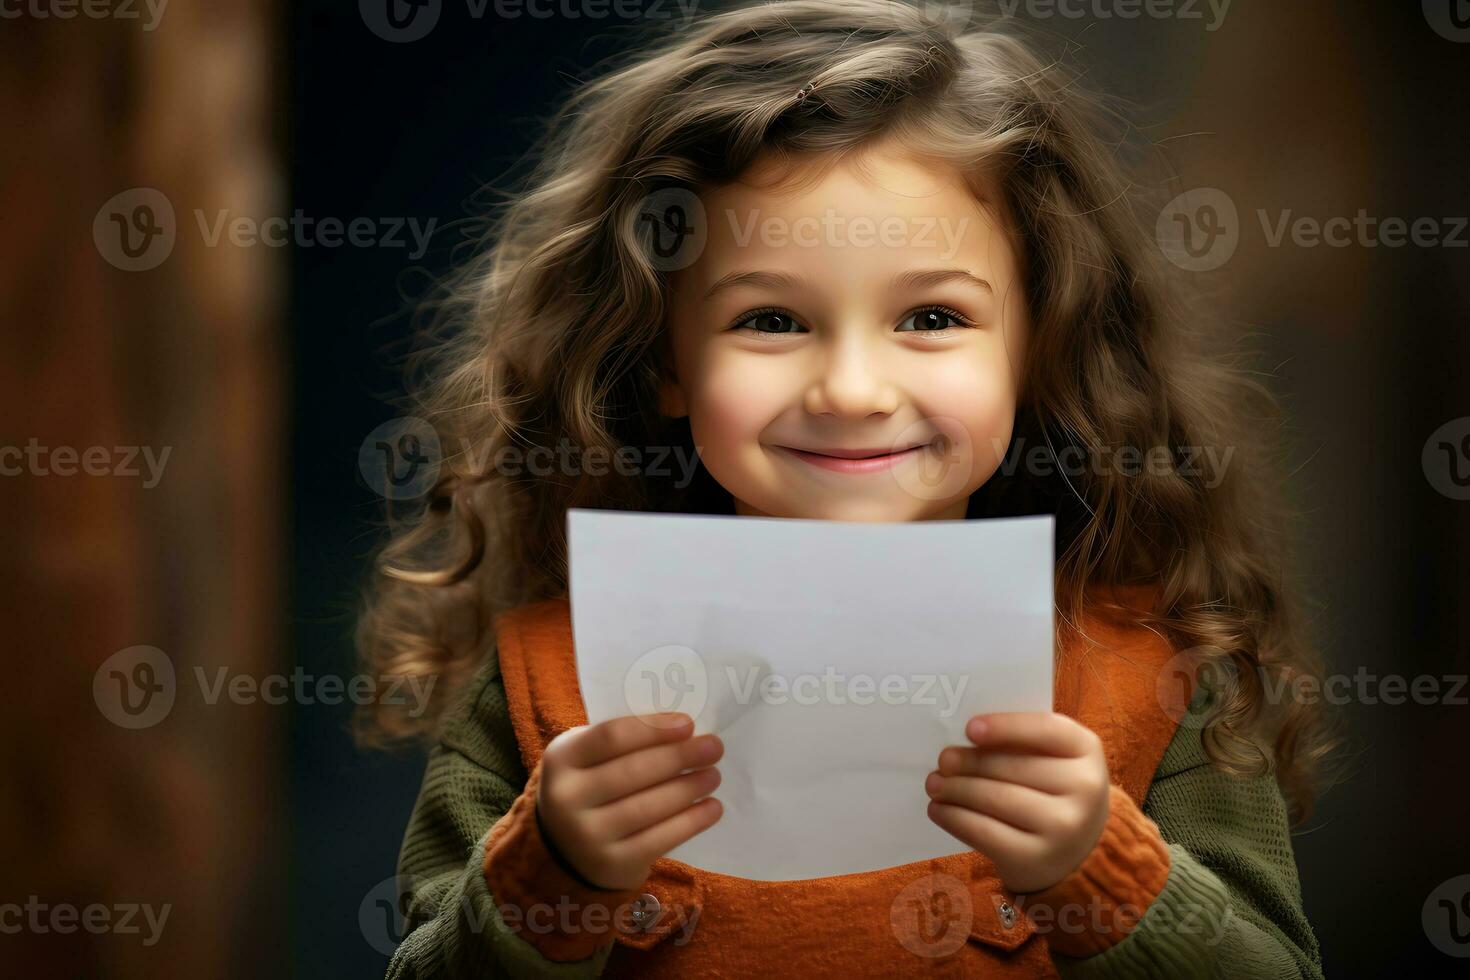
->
xmin=703 ymin=269 xmax=800 ymax=300
xmin=701 ymin=267 xmax=993 ymax=301
xmin=893 ymin=268 xmax=993 ymax=294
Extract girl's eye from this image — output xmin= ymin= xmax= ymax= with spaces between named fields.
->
xmin=731 ymin=309 xmax=806 ymax=335
xmin=728 ymin=305 xmax=974 ymax=336
xmin=897 ymin=307 xmax=974 ymax=333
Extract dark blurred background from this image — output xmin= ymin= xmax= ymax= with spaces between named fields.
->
xmin=3 ymin=0 xmax=1468 ymax=976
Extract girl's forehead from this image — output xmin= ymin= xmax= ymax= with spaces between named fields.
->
xmin=719 ymin=139 xmax=976 ymax=204
xmin=697 ymin=144 xmax=1009 ymax=241
xmin=682 ymin=157 xmax=1010 ymax=265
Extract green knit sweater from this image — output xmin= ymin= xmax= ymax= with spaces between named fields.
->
xmin=383 ymin=643 xmax=1323 ymax=978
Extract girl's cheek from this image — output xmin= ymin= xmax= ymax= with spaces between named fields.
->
xmin=688 ymin=359 xmax=782 ymax=450
xmin=966 ymin=400 xmax=1017 ymax=484
xmin=681 ymin=343 xmax=1020 ymax=484
xmin=914 ymin=355 xmax=1019 ymax=481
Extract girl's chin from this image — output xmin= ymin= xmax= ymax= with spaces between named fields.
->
xmin=734 ymin=493 xmax=938 ymax=524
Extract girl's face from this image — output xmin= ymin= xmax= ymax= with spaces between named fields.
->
xmin=661 ymin=137 xmax=1029 ymax=522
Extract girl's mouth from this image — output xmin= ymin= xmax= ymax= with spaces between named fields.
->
xmin=775 ymin=443 xmax=930 ymax=474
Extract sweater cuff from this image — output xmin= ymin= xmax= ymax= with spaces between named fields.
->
xmin=1015 ymin=783 xmax=1172 ymax=958
xmin=482 ymin=757 xmax=645 ymax=962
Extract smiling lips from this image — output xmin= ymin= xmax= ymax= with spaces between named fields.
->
xmin=777 ymin=442 xmax=930 ymax=473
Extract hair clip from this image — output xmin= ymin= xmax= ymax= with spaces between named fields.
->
xmin=794 ymin=81 xmax=816 ymax=102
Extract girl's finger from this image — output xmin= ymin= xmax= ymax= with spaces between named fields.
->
xmin=597 ymin=767 xmax=722 ymax=840
xmin=924 ymin=773 xmax=1057 ymax=833
xmin=966 ymin=711 xmax=1096 ymax=758
xmin=559 ymin=712 xmax=697 ymax=769
xmin=614 ymin=796 xmax=723 ymax=865
xmin=581 ymin=732 xmax=723 ymax=806
xmin=935 ymin=747 xmax=1074 ymax=795
xmin=927 ymin=800 xmax=1035 ymax=858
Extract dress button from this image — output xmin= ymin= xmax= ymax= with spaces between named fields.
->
xmin=998 ymin=900 xmax=1017 ymax=929
xmin=629 ymin=892 xmax=663 ymax=931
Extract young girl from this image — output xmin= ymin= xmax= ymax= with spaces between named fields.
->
xmin=359 ymin=1 xmax=1337 ymax=976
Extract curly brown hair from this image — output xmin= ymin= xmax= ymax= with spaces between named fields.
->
xmin=355 ymin=0 xmax=1342 ymax=826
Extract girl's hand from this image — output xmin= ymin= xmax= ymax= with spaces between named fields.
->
xmin=924 ymin=711 xmax=1110 ymax=894
xmin=537 ymin=712 xmax=724 ymax=891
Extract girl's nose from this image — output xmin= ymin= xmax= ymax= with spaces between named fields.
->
xmin=802 ymin=333 xmax=901 ymax=419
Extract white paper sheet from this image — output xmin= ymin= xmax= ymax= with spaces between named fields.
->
xmin=567 ymin=508 xmax=1054 ymax=881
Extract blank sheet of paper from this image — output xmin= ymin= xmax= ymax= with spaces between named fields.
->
xmin=567 ymin=508 xmax=1054 ymax=881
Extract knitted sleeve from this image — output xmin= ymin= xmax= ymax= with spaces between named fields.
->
xmin=384 ymin=648 xmax=620 ymax=978
xmin=1049 ymin=723 xmax=1325 ymax=979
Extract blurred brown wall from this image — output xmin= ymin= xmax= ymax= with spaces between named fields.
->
xmin=0 ymin=3 xmax=283 ymax=975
